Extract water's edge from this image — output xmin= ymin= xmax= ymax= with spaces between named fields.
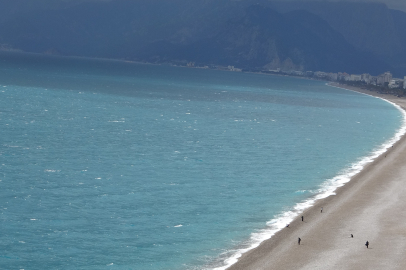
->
xmin=209 ymin=85 xmax=406 ymax=270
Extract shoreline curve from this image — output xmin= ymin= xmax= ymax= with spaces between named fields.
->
xmin=224 ymin=83 xmax=406 ymax=270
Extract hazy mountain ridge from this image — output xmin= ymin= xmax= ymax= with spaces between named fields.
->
xmin=0 ymin=0 xmax=403 ymax=75
xmin=143 ymin=5 xmax=387 ymax=74
xmin=271 ymin=1 xmax=406 ymax=74
xmin=272 ymin=2 xmax=402 ymax=57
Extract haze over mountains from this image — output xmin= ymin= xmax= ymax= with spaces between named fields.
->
xmin=0 ymin=0 xmax=405 ymax=76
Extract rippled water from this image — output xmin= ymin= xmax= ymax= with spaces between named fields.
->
xmin=0 ymin=52 xmax=403 ymax=269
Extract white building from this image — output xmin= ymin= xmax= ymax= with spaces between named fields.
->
xmin=328 ymin=73 xmax=338 ymax=81
xmin=388 ymin=79 xmax=403 ymax=88
xmin=350 ymin=74 xmax=362 ymax=81
xmin=377 ymin=71 xmax=392 ymax=85
xmin=361 ymin=73 xmax=371 ymax=83
xmin=338 ymin=72 xmax=350 ymax=81
xmin=314 ymin=71 xmax=328 ymax=78
xmin=291 ymin=70 xmax=304 ymax=76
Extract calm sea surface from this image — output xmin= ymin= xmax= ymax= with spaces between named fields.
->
xmin=0 ymin=53 xmax=403 ymax=270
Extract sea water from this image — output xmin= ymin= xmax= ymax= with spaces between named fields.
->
xmin=0 ymin=52 xmax=403 ymax=270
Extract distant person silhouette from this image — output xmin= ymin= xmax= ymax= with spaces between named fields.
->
xmin=365 ymin=241 xmax=369 ymax=248
xmin=298 ymin=238 xmax=301 ymax=245
xmin=301 ymin=216 xmax=304 ymax=221
xmin=351 ymin=234 xmax=353 ymax=238
xmin=321 ymin=207 xmax=323 ymax=213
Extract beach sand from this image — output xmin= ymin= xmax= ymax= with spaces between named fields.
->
xmin=227 ymin=83 xmax=406 ymax=270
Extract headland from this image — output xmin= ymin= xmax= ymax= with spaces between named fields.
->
xmin=227 ymin=83 xmax=406 ymax=270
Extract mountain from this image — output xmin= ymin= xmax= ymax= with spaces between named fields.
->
xmin=390 ymin=9 xmax=406 ymax=75
xmin=271 ymin=1 xmax=406 ymax=76
xmin=0 ymin=0 xmax=403 ymax=75
xmin=139 ymin=5 xmax=388 ymax=74
xmin=0 ymin=0 xmax=247 ymax=58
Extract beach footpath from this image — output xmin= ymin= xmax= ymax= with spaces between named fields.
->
xmin=227 ymin=84 xmax=406 ymax=270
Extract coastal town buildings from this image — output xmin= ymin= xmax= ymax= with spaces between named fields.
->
xmin=290 ymin=70 xmax=304 ymax=76
xmin=306 ymin=71 xmax=314 ymax=77
xmin=303 ymin=70 xmax=402 ymax=89
xmin=314 ymin=71 xmax=328 ymax=78
xmin=338 ymin=72 xmax=350 ymax=81
xmin=377 ymin=71 xmax=392 ymax=85
xmin=328 ymin=73 xmax=338 ymax=81
xmin=362 ymin=73 xmax=371 ymax=83
xmin=228 ymin=64 xmax=406 ymax=92
xmin=350 ymin=74 xmax=362 ymax=81
xmin=389 ymin=78 xmax=404 ymax=89
xmin=271 ymin=69 xmax=406 ymax=92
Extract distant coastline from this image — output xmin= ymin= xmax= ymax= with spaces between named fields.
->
xmin=2 ymin=50 xmax=405 ymax=98
xmin=329 ymin=82 xmax=406 ymax=110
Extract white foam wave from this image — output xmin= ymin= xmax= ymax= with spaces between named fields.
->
xmin=4 ymin=145 xmax=21 ymax=148
xmin=44 ymin=169 xmax=60 ymax=173
xmin=207 ymin=89 xmax=406 ymax=270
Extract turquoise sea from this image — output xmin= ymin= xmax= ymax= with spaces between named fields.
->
xmin=0 ymin=52 xmax=404 ymax=270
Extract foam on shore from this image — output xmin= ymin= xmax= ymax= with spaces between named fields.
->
xmin=205 ymin=85 xmax=406 ymax=270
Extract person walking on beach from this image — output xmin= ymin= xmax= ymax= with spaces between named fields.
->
xmin=351 ymin=234 xmax=353 ymax=238
xmin=301 ymin=216 xmax=304 ymax=221
xmin=365 ymin=241 xmax=369 ymax=248
xmin=298 ymin=238 xmax=301 ymax=245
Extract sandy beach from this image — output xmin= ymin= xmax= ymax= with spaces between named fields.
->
xmin=227 ymin=83 xmax=406 ymax=270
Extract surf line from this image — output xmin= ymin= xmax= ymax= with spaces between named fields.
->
xmin=209 ymin=84 xmax=406 ymax=270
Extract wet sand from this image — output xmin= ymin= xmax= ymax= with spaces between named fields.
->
xmin=228 ymin=83 xmax=406 ymax=270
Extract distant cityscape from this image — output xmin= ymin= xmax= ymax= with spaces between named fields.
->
xmin=263 ymin=69 xmax=406 ymax=93
xmin=280 ymin=70 xmax=405 ymax=89
xmin=185 ymin=61 xmax=406 ymax=94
